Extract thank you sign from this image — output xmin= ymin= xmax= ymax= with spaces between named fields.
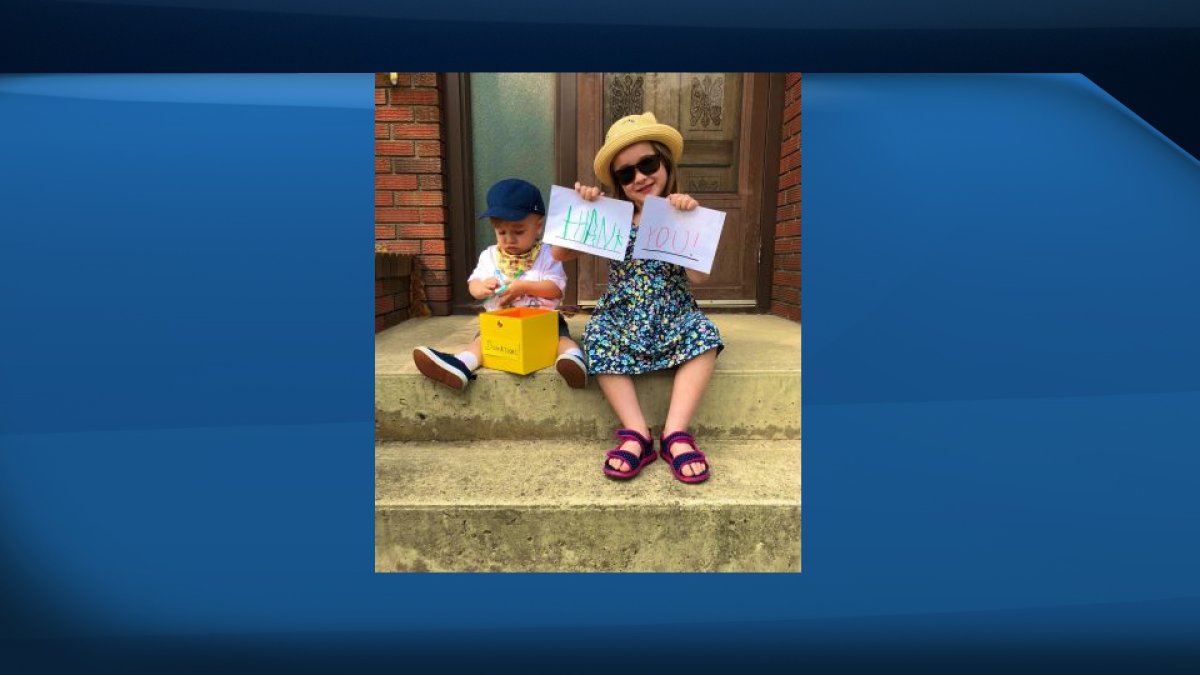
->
xmin=543 ymin=185 xmax=634 ymax=262
xmin=632 ymin=195 xmax=725 ymax=274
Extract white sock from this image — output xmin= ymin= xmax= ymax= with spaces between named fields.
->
xmin=562 ymin=347 xmax=584 ymax=361
xmin=456 ymin=351 xmax=480 ymax=371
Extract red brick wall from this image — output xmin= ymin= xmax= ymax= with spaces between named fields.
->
xmin=772 ymin=72 xmax=802 ymax=323
xmin=375 ymin=72 xmax=452 ymax=316
xmin=375 ymin=253 xmax=413 ymax=332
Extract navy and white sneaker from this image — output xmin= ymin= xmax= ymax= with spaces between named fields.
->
xmin=555 ymin=352 xmax=588 ymax=389
xmin=412 ymin=347 xmax=477 ymax=391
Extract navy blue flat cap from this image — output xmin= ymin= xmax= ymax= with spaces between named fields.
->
xmin=478 ymin=178 xmax=545 ymax=221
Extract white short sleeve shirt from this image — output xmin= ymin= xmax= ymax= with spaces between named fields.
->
xmin=467 ymin=244 xmax=567 ymax=312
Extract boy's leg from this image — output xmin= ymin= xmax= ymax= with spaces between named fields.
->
xmin=555 ymin=336 xmax=587 ymax=388
xmin=596 ymin=374 xmax=651 ymax=472
xmin=412 ymin=336 xmax=483 ymax=391
xmin=464 ymin=335 xmax=482 ymax=367
xmin=555 ymin=336 xmax=580 ymax=355
xmin=554 ymin=311 xmax=586 ymax=389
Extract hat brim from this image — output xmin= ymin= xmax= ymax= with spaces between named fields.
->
xmin=593 ymin=124 xmax=684 ymax=189
xmin=478 ymin=206 xmax=538 ymax=221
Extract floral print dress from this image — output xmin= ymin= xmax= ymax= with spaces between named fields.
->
xmin=582 ymin=218 xmax=724 ymax=375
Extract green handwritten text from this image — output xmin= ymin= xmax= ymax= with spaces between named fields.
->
xmin=559 ymin=205 xmax=623 ymax=252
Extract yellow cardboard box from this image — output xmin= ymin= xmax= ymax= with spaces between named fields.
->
xmin=479 ymin=307 xmax=558 ymax=375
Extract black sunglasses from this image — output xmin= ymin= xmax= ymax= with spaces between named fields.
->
xmin=613 ymin=154 xmax=663 ymax=186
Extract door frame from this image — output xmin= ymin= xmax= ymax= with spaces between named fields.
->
xmin=443 ymin=72 xmax=478 ymax=315
xmin=446 ymin=72 xmax=582 ymax=314
xmin=571 ymin=72 xmax=785 ymax=311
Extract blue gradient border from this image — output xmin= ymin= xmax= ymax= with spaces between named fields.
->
xmin=3 ymin=2 xmax=1199 ymax=158
xmin=2 ymin=6 xmax=1200 ymax=670
xmin=4 ymin=70 xmax=1199 ymax=669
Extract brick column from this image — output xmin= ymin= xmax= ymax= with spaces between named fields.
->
xmin=772 ymin=72 xmax=801 ymax=322
xmin=375 ymin=253 xmax=413 ymax=332
xmin=375 ymin=72 xmax=451 ymax=315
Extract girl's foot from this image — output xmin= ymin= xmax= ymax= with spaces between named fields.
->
xmin=606 ymin=427 xmax=652 ymax=473
xmin=661 ymin=430 xmax=707 ymax=477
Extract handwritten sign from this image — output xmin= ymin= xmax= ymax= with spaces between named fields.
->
xmin=543 ymin=185 xmax=634 ymax=262
xmin=632 ymin=195 xmax=725 ymax=274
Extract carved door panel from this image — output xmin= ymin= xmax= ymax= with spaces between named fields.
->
xmin=575 ymin=72 xmax=771 ymax=305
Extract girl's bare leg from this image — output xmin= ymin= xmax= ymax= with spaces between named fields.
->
xmin=596 ymin=374 xmax=651 ymax=472
xmin=661 ymin=348 xmax=718 ymax=476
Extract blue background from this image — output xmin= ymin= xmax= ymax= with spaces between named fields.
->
xmin=3 ymin=2 xmax=1200 ymax=672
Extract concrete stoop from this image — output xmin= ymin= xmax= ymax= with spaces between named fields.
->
xmin=375 ymin=313 xmax=801 ymax=572
xmin=376 ymin=314 xmax=801 ymax=441
xmin=375 ymin=439 xmax=801 ymax=572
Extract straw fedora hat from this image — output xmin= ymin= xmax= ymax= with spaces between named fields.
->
xmin=593 ymin=112 xmax=684 ymax=189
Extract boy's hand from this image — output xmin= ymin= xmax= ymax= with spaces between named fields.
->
xmin=494 ymin=280 xmax=524 ymax=307
xmin=667 ymin=193 xmax=698 ymax=211
xmin=470 ymin=277 xmax=501 ymax=300
xmin=574 ymin=181 xmax=602 ymax=201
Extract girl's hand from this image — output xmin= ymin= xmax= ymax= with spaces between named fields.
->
xmin=574 ymin=181 xmax=602 ymax=202
xmin=667 ymin=193 xmax=698 ymax=211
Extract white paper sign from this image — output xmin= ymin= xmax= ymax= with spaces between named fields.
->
xmin=542 ymin=185 xmax=634 ymax=262
xmin=632 ymin=195 xmax=725 ymax=274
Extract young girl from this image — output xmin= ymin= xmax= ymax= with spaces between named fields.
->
xmin=551 ymin=112 xmax=723 ymax=483
xmin=413 ymin=178 xmax=588 ymax=391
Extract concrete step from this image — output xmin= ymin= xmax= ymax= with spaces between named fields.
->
xmin=376 ymin=314 xmax=801 ymax=441
xmin=375 ymin=439 xmax=801 ymax=572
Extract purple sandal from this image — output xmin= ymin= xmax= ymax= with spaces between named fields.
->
xmin=660 ymin=431 xmax=710 ymax=484
xmin=602 ymin=428 xmax=657 ymax=480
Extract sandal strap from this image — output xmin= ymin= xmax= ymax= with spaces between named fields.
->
xmin=661 ymin=431 xmax=697 ymax=452
xmin=669 ymin=451 xmax=708 ymax=473
xmin=605 ymin=449 xmax=644 ymax=469
xmin=660 ymin=431 xmax=698 ymax=462
xmin=615 ymin=428 xmax=653 ymax=453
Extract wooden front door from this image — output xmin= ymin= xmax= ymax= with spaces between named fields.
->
xmin=571 ymin=73 xmax=777 ymax=307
